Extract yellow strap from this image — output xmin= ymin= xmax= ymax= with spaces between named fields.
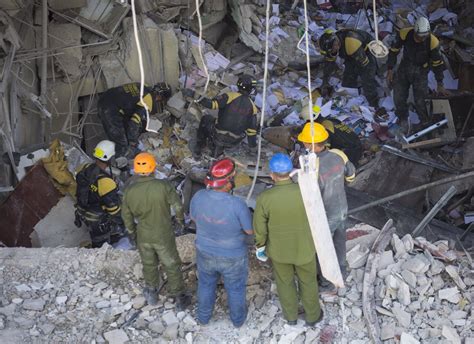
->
xmin=131 ymin=113 xmax=141 ymax=124
xmin=211 ymin=100 xmax=219 ymax=110
xmin=361 ymin=57 xmax=369 ymax=66
xmin=432 ymin=60 xmax=443 ymax=67
xmin=345 ymin=174 xmax=355 ymax=183
xmin=103 ymin=205 xmax=120 ymax=215
xmin=329 ymin=148 xmax=349 ymax=164
xmin=246 ymin=128 xmax=257 ymax=136
xmin=97 ymin=177 xmax=118 ymax=197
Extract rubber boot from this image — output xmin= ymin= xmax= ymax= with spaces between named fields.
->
xmin=176 ymin=292 xmax=192 ymax=311
xmin=143 ymin=286 xmax=158 ymax=306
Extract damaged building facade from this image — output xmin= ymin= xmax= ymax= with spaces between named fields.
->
xmin=0 ymin=0 xmax=473 ymax=343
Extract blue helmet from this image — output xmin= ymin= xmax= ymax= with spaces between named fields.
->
xmin=269 ymin=153 xmax=293 ymax=173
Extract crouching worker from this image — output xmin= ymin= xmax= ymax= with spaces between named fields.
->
xmin=75 ymin=140 xmax=125 ymax=248
xmin=190 ymin=158 xmax=254 ymax=327
xmin=121 ymin=152 xmax=191 ymax=309
xmin=254 ymin=153 xmax=323 ymax=326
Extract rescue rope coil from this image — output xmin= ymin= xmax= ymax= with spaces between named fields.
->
xmin=367 ymin=0 xmax=389 ymax=58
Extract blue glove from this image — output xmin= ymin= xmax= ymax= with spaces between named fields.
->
xmin=256 ymin=246 xmax=268 ymax=262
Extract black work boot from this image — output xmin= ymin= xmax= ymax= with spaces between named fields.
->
xmin=143 ymin=286 xmax=158 ymax=306
xmin=306 ymin=309 xmax=324 ymax=327
xmin=176 ymin=292 xmax=192 ymax=311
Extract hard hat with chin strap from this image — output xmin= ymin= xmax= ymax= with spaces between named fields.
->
xmin=414 ymin=17 xmax=430 ymax=37
xmin=93 ymin=140 xmax=116 ymax=162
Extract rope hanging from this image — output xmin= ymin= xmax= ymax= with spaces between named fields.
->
xmin=245 ymin=0 xmax=271 ymax=202
xmin=130 ymin=0 xmax=156 ymax=133
xmin=367 ymin=0 xmax=389 ymax=58
xmin=195 ymin=0 xmax=210 ymax=94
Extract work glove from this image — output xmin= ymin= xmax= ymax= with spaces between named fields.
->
xmin=115 ymin=156 xmax=128 ymax=169
xmin=436 ymin=83 xmax=450 ymax=96
xmin=182 ymin=88 xmax=195 ymax=98
xmin=256 ymin=246 xmax=268 ymax=262
xmin=386 ymin=69 xmax=394 ymax=89
xmin=247 ymin=145 xmax=258 ymax=155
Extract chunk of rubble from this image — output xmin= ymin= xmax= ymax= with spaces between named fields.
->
xmin=438 ymin=287 xmax=461 ymax=303
xmin=401 ymin=255 xmax=430 ymax=274
xmin=445 ymin=265 xmax=466 ymax=290
xmin=392 ymin=303 xmax=411 ymax=328
xmin=346 ymin=244 xmax=370 ymax=269
xmin=391 ymin=234 xmax=407 ymax=259
xmin=103 ymin=329 xmax=129 ymax=344
xmin=400 ymin=332 xmax=420 ymax=344
xmin=442 ymin=326 xmax=461 ymax=344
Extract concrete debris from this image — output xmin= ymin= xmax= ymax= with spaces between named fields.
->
xmin=400 ymin=332 xmax=420 ymax=344
xmin=438 ymin=287 xmax=461 ymax=303
xmin=442 ymin=325 xmax=462 ymax=344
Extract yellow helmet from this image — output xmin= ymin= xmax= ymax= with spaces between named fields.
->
xmin=297 ymin=122 xmax=329 ymax=143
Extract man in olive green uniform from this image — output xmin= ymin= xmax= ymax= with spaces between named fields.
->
xmin=122 ymin=152 xmax=190 ymax=309
xmin=254 ymin=153 xmax=322 ymax=326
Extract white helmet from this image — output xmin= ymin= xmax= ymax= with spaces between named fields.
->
xmin=93 ymin=140 xmax=115 ymax=161
xmin=414 ymin=17 xmax=430 ymax=37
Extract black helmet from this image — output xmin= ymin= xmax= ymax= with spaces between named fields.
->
xmin=319 ymin=30 xmax=338 ymax=56
xmin=237 ymin=74 xmax=257 ymax=94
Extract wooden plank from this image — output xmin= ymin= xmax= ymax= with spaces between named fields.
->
xmin=298 ymin=152 xmax=344 ymax=288
xmin=402 ymin=137 xmax=445 ymax=150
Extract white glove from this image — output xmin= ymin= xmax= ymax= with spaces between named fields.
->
xmin=256 ymin=246 xmax=268 ymax=262
xmin=115 ymin=156 xmax=128 ymax=169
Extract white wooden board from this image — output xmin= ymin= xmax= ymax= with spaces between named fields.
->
xmin=298 ymin=152 xmax=344 ymax=288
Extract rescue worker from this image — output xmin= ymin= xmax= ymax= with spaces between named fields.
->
xmin=75 ymin=140 xmax=124 ymax=248
xmin=297 ymin=105 xmax=362 ymax=166
xmin=297 ymin=123 xmax=356 ymax=287
xmin=121 ymin=152 xmax=191 ymax=309
xmin=319 ymin=29 xmax=380 ymax=108
xmin=190 ymin=158 xmax=253 ymax=327
xmin=182 ymin=75 xmax=258 ymax=158
xmin=387 ymin=17 xmax=448 ymax=127
xmin=254 ymin=153 xmax=323 ymax=326
xmin=97 ymin=82 xmax=171 ymax=162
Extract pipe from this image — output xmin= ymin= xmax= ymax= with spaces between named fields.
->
xmin=40 ymin=0 xmax=49 ymax=143
xmin=348 ymin=170 xmax=474 ymax=215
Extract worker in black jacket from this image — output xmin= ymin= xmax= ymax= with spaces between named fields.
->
xmin=75 ymin=140 xmax=124 ymax=248
xmin=387 ymin=17 xmax=448 ymax=127
xmin=319 ymin=29 xmax=380 ymax=108
xmin=183 ymin=75 xmax=258 ymax=158
xmin=97 ymin=82 xmax=171 ymax=160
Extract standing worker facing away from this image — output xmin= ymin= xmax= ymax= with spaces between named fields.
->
xmin=98 ymin=82 xmax=171 ymax=163
xmin=75 ymin=140 xmax=124 ymax=248
xmin=190 ymin=158 xmax=253 ymax=327
xmin=254 ymin=153 xmax=323 ymax=326
xmin=297 ymin=123 xmax=356 ymax=287
xmin=387 ymin=17 xmax=448 ymax=129
xmin=318 ymin=29 xmax=381 ymax=108
xmin=121 ymin=152 xmax=191 ymax=309
xmin=183 ymin=75 xmax=258 ymax=158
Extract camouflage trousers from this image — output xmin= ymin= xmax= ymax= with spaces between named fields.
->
xmin=393 ymin=63 xmax=429 ymax=122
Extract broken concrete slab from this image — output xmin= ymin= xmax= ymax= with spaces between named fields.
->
xmin=346 ymin=244 xmax=369 ymax=269
xmin=48 ymin=24 xmax=83 ymax=79
xmin=48 ymin=0 xmax=87 ymax=10
xmin=31 ymin=196 xmax=90 ymax=248
xmin=100 ymin=19 xmax=179 ymax=90
xmin=400 ymin=332 xmax=420 ymax=344
xmin=392 ymin=303 xmax=411 ymax=328
xmin=445 ymin=265 xmax=467 ymax=290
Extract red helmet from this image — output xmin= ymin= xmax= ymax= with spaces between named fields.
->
xmin=204 ymin=158 xmax=236 ymax=189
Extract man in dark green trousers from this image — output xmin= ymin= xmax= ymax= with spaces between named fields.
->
xmin=122 ymin=152 xmax=191 ymax=309
xmin=254 ymin=153 xmax=323 ymax=326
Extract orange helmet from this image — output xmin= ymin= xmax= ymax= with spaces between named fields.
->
xmin=134 ymin=152 xmax=157 ymax=175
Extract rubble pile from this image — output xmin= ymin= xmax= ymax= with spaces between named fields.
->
xmin=1 ymin=226 xmax=472 ymax=343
